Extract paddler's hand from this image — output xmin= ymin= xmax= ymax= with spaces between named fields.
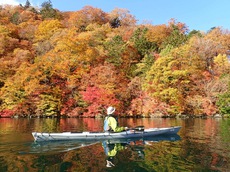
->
xmin=125 ymin=127 xmax=129 ymax=130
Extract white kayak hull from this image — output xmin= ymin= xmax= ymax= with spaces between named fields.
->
xmin=32 ymin=126 xmax=181 ymax=142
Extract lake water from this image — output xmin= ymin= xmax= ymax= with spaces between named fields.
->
xmin=0 ymin=117 xmax=229 ymax=172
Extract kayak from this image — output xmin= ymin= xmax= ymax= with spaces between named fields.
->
xmin=30 ymin=134 xmax=181 ymax=153
xmin=32 ymin=126 xmax=181 ymax=142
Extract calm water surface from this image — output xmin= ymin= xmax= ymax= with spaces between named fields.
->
xmin=0 ymin=118 xmax=229 ymax=172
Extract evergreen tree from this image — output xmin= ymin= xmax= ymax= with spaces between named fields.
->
xmin=40 ymin=0 xmax=61 ymax=19
xmin=24 ymin=0 xmax=31 ymax=9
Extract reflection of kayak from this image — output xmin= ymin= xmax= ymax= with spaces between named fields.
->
xmin=107 ymin=134 xmax=181 ymax=144
xmin=30 ymin=134 xmax=181 ymax=154
xmin=32 ymin=126 xmax=181 ymax=142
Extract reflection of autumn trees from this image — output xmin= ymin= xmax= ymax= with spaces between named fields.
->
xmin=0 ymin=4 xmax=229 ymax=118
xmin=25 ymin=144 xmax=106 ymax=172
xmin=179 ymin=118 xmax=230 ymax=171
xmin=139 ymin=134 xmax=229 ymax=172
xmin=2 ymin=138 xmax=228 ymax=172
xmin=0 ymin=117 xmax=229 ymax=171
xmin=63 ymin=144 xmax=105 ymax=172
xmin=143 ymin=142 xmax=195 ymax=171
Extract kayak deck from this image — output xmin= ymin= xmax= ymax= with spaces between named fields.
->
xmin=32 ymin=126 xmax=181 ymax=142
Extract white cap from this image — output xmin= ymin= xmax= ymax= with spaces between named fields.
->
xmin=107 ymin=106 xmax=115 ymax=115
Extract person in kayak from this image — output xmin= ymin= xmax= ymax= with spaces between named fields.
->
xmin=104 ymin=106 xmax=127 ymax=132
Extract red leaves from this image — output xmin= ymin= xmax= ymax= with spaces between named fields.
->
xmin=0 ymin=109 xmax=15 ymax=118
xmin=129 ymin=93 xmax=170 ymax=117
xmin=60 ymin=98 xmax=77 ymax=116
xmin=81 ymin=86 xmax=121 ymax=117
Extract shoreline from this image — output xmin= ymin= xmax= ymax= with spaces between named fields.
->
xmin=0 ymin=114 xmax=229 ymax=119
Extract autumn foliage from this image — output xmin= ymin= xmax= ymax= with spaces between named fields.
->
xmin=0 ymin=1 xmax=229 ymax=118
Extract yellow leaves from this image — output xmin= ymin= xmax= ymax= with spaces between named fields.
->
xmin=53 ymin=28 xmax=77 ymax=53
xmin=0 ymin=25 xmax=10 ymax=36
xmin=85 ymin=23 xmax=100 ymax=31
xmin=35 ymin=19 xmax=63 ymax=42
xmin=0 ymin=64 xmax=28 ymax=109
xmin=0 ymin=25 xmax=11 ymax=55
xmin=54 ymin=29 xmax=98 ymax=65
xmin=31 ymin=48 xmax=89 ymax=90
xmin=3 ymin=62 xmax=39 ymax=96
xmin=144 ymin=53 xmax=190 ymax=108
xmin=159 ymin=87 xmax=179 ymax=101
xmin=214 ymin=54 xmax=229 ymax=67
xmin=214 ymin=54 xmax=230 ymax=75
xmin=76 ymin=32 xmax=93 ymax=52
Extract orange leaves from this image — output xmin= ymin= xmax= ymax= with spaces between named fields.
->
xmin=205 ymin=27 xmax=230 ymax=54
xmin=0 ymin=24 xmax=19 ymax=56
xmin=13 ymin=48 xmax=32 ymax=65
xmin=18 ymin=21 xmax=40 ymax=41
xmin=168 ymin=18 xmax=189 ymax=34
xmin=67 ymin=6 xmax=108 ymax=30
xmin=80 ymin=6 xmax=108 ymax=25
xmin=108 ymin=8 xmax=137 ymax=27
xmin=185 ymin=95 xmax=217 ymax=116
xmin=20 ymin=10 xmax=38 ymax=23
xmin=146 ymin=24 xmax=171 ymax=48
xmin=0 ymin=5 xmax=230 ymax=117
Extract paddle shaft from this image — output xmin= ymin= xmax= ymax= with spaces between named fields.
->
xmin=129 ymin=126 xmax=144 ymax=131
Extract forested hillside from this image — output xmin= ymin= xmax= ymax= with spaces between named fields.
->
xmin=0 ymin=0 xmax=229 ymax=118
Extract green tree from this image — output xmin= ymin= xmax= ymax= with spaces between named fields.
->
xmin=109 ymin=17 xmax=121 ymax=28
xmin=104 ymin=35 xmax=126 ymax=66
xmin=162 ymin=25 xmax=187 ymax=48
xmin=217 ymin=92 xmax=230 ymax=116
xmin=24 ymin=0 xmax=31 ymax=9
xmin=216 ymin=76 xmax=230 ymax=116
xmin=187 ymin=29 xmax=202 ymax=39
xmin=130 ymin=27 xmax=157 ymax=57
xmin=134 ymin=54 xmax=155 ymax=77
xmin=10 ymin=12 xmax=21 ymax=25
xmin=40 ymin=0 xmax=61 ymax=19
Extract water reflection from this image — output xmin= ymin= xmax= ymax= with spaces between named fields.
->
xmin=102 ymin=135 xmax=181 ymax=168
xmin=28 ymin=134 xmax=181 ymax=171
xmin=30 ymin=140 xmax=100 ymax=154
xmin=0 ymin=118 xmax=229 ymax=171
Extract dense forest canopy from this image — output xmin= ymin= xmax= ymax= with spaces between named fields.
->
xmin=0 ymin=0 xmax=229 ymax=118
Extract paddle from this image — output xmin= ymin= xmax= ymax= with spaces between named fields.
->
xmin=128 ymin=126 xmax=145 ymax=131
